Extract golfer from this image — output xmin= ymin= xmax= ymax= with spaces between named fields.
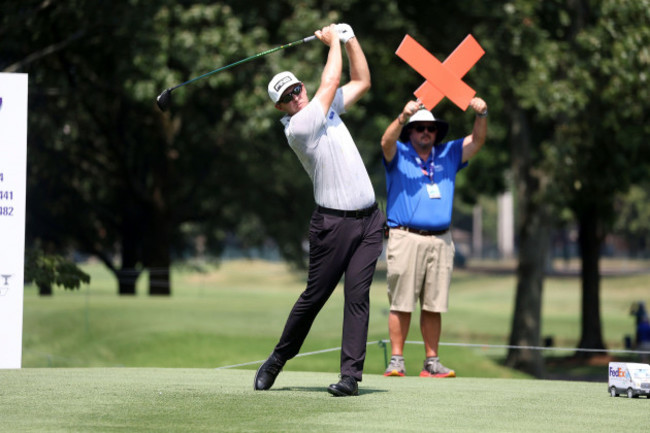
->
xmin=254 ymin=23 xmax=384 ymax=397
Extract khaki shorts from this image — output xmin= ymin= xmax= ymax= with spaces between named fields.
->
xmin=386 ymin=228 xmax=455 ymax=313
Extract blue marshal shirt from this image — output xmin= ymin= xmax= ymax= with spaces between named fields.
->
xmin=383 ymin=138 xmax=467 ymax=231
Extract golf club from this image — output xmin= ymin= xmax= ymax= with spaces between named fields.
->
xmin=156 ymin=35 xmax=317 ymax=112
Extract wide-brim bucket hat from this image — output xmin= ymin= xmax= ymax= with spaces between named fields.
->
xmin=399 ymin=109 xmax=449 ymax=144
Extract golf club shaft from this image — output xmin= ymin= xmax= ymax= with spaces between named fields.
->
xmin=171 ymin=35 xmax=317 ymax=91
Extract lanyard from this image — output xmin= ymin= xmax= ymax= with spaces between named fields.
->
xmin=415 ymin=152 xmax=435 ymax=184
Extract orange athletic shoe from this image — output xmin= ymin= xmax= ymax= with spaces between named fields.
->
xmin=383 ymin=356 xmax=406 ymax=377
xmin=419 ymin=357 xmax=456 ymax=378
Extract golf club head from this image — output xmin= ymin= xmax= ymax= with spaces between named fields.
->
xmin=156 ymin=88 xmax=172 ymax=112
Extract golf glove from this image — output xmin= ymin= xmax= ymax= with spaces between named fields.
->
xmin=336 ymin=23 xmax=355 ymax=44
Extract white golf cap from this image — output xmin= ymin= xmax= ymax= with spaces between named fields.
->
xmin=268 ymin=71 xmax=300 ymax=103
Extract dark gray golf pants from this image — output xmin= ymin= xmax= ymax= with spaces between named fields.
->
xmin=273 ymin=206 xmax=385 ymax=381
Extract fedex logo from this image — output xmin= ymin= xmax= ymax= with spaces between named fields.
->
xmin=609 ymin=366 xmax=626 ymax=378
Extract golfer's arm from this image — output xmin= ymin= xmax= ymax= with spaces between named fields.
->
xmin=341 ymin=38 xmax=370 ymax=109
xmin=314 ymin=36 xmax=342 ymax=115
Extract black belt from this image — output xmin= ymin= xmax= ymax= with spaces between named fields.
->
xmin=317 ymin=203 xmax=378 ymax=219
xmin=394 ymin=226 xmax=449 ymax=236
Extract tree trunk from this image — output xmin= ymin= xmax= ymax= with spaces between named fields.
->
xmin=506 ymin=214 xmax=549 ymax=377
xmin=145 ymin=205 xmax=171 ymax=296
xmin=504 ymin=107 xmax=549 ymax=377
xmin=148 ymin=262 xmax=170 ymax=296
xmin=116 ymin=268 xmax=140 ymax=296
xmin=576 ymin=207 xmax=606 ymax=356
xmin=118 ymin=207 xmax=143 ymax=295
xmin=38 ymin=282 xmax=52 ymax=296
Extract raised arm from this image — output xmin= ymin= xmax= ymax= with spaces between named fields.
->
xmin=337 ymin=24 xmax=370 ymax=110
xmin=461 ymin=97 xmax=488 ymax=162
xmin=381 ymin=100 xmax=421 ymax=163
xmin=313 ymin=24 xmax=342 ymax=115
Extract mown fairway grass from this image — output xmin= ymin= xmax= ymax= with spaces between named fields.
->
xmin=1 ymin=368 xmax=648 ymax=433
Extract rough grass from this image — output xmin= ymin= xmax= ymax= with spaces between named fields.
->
xmin=20 ymin=259 xmax=649 ymax=380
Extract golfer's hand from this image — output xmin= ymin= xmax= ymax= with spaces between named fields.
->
xmin=315 ymin=24 xmax=339 ymax=46
xmin=335 ymin=23 xmax=355 ymax=44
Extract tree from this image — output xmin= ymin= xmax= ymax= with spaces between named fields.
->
xmin=24 ymin=247 xmax=90 ymax=295
xmin=9 ymin=1 xmax=322 ymax=294
xmin=8 ymin=0 xmax=514 ymax=301
xmin=463 ymin=0 xmax=558 ymax=376
xmin=10 ymin=0 xmax=420 ymax=294
xmin=474 ymin=0 xmax=650 ymax=372
xmin=531 ymin=0 xmax=650 ymax=356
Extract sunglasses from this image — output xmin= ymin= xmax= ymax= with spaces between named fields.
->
xmin=414 ymin=125 xmax=437 ymax=133
xmin=278 ymin=84 xmax=302 ymax=104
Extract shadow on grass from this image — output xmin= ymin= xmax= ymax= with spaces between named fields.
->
xmin=491 ymin=353 xmax=649 ymax=382
xmin=275 ymin=386 xmax=388 ymax=396
xmin=543 ymin=354 xmax=648 ymax=382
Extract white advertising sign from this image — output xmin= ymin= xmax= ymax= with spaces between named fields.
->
xmin=0 ymin=73 xmax=28 ymax=369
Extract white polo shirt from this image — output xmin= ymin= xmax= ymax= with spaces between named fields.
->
xmin=280 ymin=89 xmax=375 ymax=211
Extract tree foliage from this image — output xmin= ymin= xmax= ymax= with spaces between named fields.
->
xmin=614 ymin=184 xmax=650 ymax=256
xmin=6 ymin=0 xmax=504 ymax=295
xmin=24 ymin=247 xmax=90 ymax=295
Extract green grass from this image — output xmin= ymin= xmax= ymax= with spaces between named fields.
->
xmin=10 ymin=259 xmax=650 ymax=431
xmin=0 ymin=368 xmax=648 ymax=432
xmin=21 ymin=259 xmax=649 ymax=379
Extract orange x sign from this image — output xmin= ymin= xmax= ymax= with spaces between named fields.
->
xmin=396 ymin=34 xmax=485 ymax=111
